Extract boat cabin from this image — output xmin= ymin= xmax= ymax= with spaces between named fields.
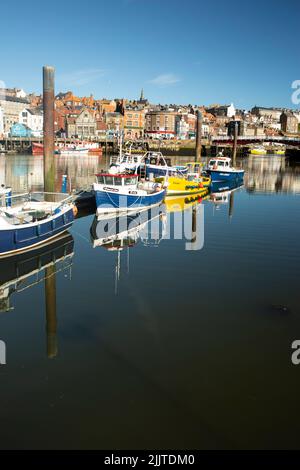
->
xmin=95 ymin=173 xmax=138 ymax=188
xmin=208 ymin=157 xmax=232 ymax=171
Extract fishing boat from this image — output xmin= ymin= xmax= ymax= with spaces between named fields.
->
xmin=93 ymin=173 xmax=166 ymax=217
xmin=155 ymin=175 xmax=209 ymax=196
xmin=56 ymin=145 xmax=89 ymax=156
xmin=206 ymin=157 xmax=244 ymax=182
xmin=109 ymin=149 xmax=187 ymax=178
xmin=0 ymin=192 xmax=75 ymax=257
xmin=249 ymin=145 xmax=267 ymax=155
xmin=142 ymin=152 xmax=188 ymax=177
xmin=32 ymin=141 xmax=102 ymax=156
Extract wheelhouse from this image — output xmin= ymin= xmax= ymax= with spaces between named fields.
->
xmin=95 ymin=173 xmax=138 ymax=187
xmin=208 ymin=157 xmax=232 ymax=170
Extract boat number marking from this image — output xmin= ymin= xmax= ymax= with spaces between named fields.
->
xmin=103 ymin=187 xmax=119 ymax=192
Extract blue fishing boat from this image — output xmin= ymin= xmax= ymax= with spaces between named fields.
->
xmin=109 ymin=150 xmax=187 ymax=178
xmin=206 ymin=157 xmax=244 ymax=182
xmin=93 ymin=173 xmax=166 ymax=217
xmin=0 ymin=192 xmax=75 ymax=257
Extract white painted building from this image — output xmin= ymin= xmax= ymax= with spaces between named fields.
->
xmin=19 ymin=108 xmax=43 ymax=137
xmin=176 ymin=117 xmax=189 ymax=139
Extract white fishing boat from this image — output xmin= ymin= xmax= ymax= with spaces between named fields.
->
xmin=56 ymin=145 xmax=89 ymax=156
xmin=93 ymin=173 xmax=166 ymax=217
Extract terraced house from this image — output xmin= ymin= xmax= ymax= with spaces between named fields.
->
xmin=123 ymin=106 xmax=145 ymax=139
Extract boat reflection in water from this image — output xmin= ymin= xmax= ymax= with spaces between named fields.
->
xmin=91 ymin=194 xmax=205 ymax=293
xmin=210 ymin=179 xmax=244 ymax=217
xmin=90 ymin=205 xmax=166 ymax=293
xmin=0 ymin=232 xmax=74 ymax=357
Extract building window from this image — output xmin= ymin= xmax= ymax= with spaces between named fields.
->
xmin=78 ymin=126 xmax=83 ymax=134
xmin=90 ymin=127 xmax=95 ymax=134
xmin=127 ymin=121 xmax=132 ymax=126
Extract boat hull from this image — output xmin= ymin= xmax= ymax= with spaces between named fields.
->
xmin=250 ymin=149 xmax=267 ymax=155
xmin=145 ymin=165 xmax=187 ymax=178
xmin=0 ymin=206 xmax=74 ymax=257
xmin=95 ymin=188 xmax=166 ymax=215
xmin=207 ymin=169 xmax=244 ymax=183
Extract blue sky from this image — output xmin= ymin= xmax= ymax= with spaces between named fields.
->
xmin=0 ymin=0 xmax=299 ymax=109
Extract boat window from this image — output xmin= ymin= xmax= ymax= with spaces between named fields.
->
xmin=124 ymin=177 xmax=137 ymax=185
xmin=105 ymin=176 xmax=114 ymax=185
xmin=210 ymin=160 xmax=216 ymax=166
xmin=113 ymin=178 xmax=122 ymax=186
xmin=194 ymin=164 xmax=200 ymax=172
xmin=218 ymin=161 xmax=224 ymax=167
xmin=225 ymin=162 xmax=229 ymax=167
xmin=97 ymin=175 xmax=105 ymax=184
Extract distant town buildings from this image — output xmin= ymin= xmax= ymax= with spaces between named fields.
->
xmin=0 ymin=85 xmax=299 ymax=141
xmin=19 ymin=108 xmax=43 ymax=137
xmin=280 ymin=111 xmax=299 ymax=134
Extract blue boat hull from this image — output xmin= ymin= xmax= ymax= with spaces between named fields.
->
xmin=145 ymin=166 xmax=187 ymax=177
xmin=0 ymin=207 xmax=74 ymax=256
xmin=95 ymin=189 xmax=166 ymax=213
xmin=207 ymin=169 xmax=244 ymax=182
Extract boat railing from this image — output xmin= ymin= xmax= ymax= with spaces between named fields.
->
xmin=0 ymin=192 xmax=74 ymax=218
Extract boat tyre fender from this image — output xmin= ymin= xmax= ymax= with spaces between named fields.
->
xmin=72 ymin=204 xmax=78 ymax=217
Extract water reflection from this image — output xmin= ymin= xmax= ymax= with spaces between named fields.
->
xmin=210 ymin=180 xmax=244 ymax=216
xmin=0 ymin=232 xmax=74 ymax=357
xmin=1 ymin=154 xmax=300 ymax=449
xmin=2 ymin=153 xmax=300 ymax=196
xmin=243 ymin=154 xmax=300 ymax=194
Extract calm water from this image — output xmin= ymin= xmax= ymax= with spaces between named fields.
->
xmin=1 ymin=153 xmax=300 ymax=449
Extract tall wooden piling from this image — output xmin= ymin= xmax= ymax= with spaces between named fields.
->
xmin=232 ymin=121 xmax=238 ymax=166
xmin=43 ymin=66 xmax=55 ymax=193
xmin=195 ymin=110 xmax=202 ymax=162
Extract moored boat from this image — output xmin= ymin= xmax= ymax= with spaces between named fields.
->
xmin=0 ymin=192 xmax=75 ymax=257
xmin=206 ymin=157 xmax=244 ymax=183
xmin=249 ymin=145 xmax=267 ymax=155
xmin=93 ymin=173 xmax=166 ymax=217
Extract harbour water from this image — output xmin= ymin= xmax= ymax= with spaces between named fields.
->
xmin=1 ymin=153 xmax=300 ymax=449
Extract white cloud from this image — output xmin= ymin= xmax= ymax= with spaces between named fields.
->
xmin=57 ymin=68 xmax=106 ymax=87
xmin=148 ymin=73 xmax=181 ymax=87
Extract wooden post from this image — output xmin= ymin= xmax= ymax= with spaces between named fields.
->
xmin=43 ymin=66 xmax=55 ymax=193
xmin=232 ymin=121 xmax=238 ymax=166
xmin=229 ymin=191 xmax=234 ymax=219
xmin=195 ymin=110 xmax=202 ymax=162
